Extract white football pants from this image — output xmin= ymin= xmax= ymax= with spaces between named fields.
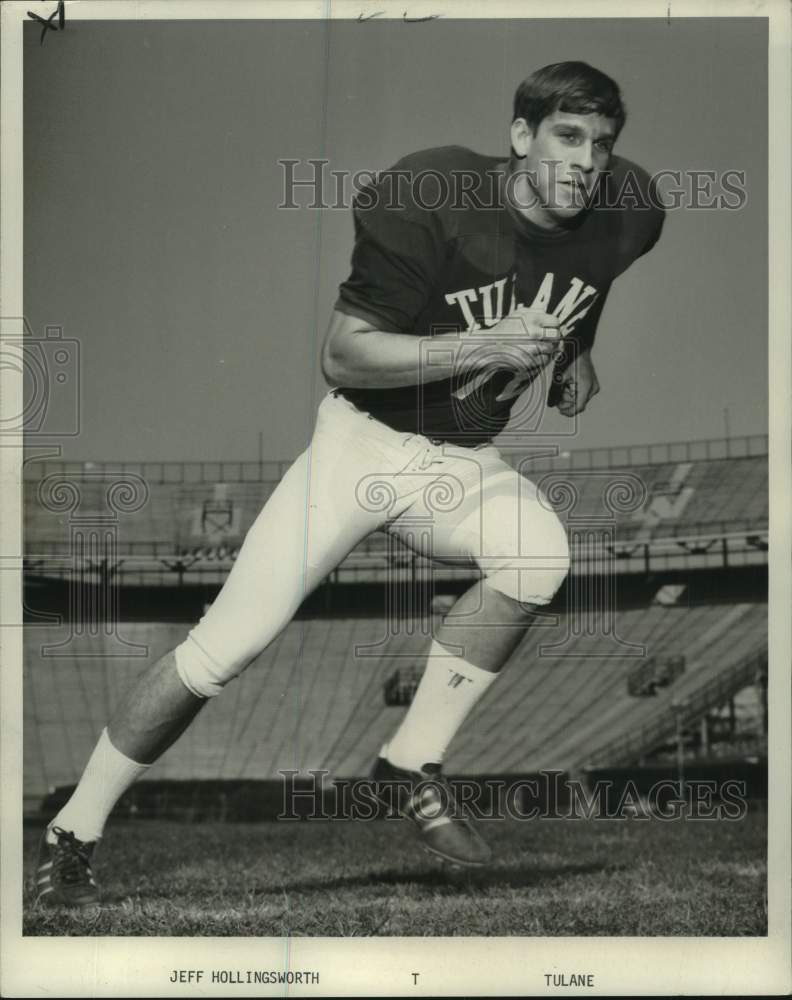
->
xmin=175 ymin=390 xmax=570 ymax=697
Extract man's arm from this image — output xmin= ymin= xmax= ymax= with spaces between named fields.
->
xmin=552 ymin=347 xmax=600 ymax=417
xmin=321 ymin=310 xmax=450 ymax=389
xmin=321 ymin=308 xmax=563 ymax=390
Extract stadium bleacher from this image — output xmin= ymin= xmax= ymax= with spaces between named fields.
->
xmin=22 ymin=435 xmax=768 ymax=813
xmin=23 ymin=597 xmax=767 ymax=809
xmin=24 ymin=441 xmax=768 ymax=546
xmin=23 ymin=439 xmax=769 ymax=588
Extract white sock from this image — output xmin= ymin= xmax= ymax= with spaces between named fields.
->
xmin=384 ymin=639 xmax=498 ymax=771
xmin=48 ymin=728 xmax=150 ymax=843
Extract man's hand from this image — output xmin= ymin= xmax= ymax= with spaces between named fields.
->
xmin=322 ymin=307 xmax=562 ymax=390
xmin=486 ymin=306 xmax=561 ymax=341
xmin=459 ymin=306 xmax=562 ymax=372
xmin=552 ymin=348 xmax=600 ymax=416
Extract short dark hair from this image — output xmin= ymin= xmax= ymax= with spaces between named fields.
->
xmin=513 ymin=61 xmax=626 ymax=135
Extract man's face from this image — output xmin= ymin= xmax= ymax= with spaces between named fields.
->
xmin=511 ymin=110 xmax=617 ymax=226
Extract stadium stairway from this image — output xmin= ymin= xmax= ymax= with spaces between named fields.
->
xmin=585 ymin=643 xmax=767 ymax=767
xmin=495 ymin=602 xmax=766 ymax=774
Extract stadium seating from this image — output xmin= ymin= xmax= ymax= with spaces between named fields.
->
xmin=477 ymin=603 xmax=766 ymax=774
xmin=24 ymin=450 xmax=768 ymax=566
xmin=23 ymin=599 xmax=768 ymax=808
xmin=21 ymin=437 xmax=769 ymax=813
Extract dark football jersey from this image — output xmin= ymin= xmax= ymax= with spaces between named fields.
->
xmin=335 ymin=145 xmax=664 ymax=445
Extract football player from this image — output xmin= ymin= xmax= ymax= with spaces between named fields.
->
xmin=36 ymin=61 xmax=664 ymax=906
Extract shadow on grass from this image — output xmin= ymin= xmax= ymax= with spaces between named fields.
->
xmin=65 ymin=859 xmax=623 ymax=907
xmin=249 ymin=859 xmax=625 ymax=896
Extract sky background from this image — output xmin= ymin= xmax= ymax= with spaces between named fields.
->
xmin=23 ymin=17 xmax=768 ymax=463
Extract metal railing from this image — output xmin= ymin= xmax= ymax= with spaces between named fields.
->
xmin=22 ymin=520 xmax=769 ymax=578
xmin=587 ymin=646 xmax=768 ymax=767
xmin=22 ymin=458 xmax=295 ymax=484
xmin=21 ymin=434 xmax=767 ymax=484
xmin=22 ymin=519 xmax=769 ymax=556
xmin=512 ymin=434 xmax=767 ymax=472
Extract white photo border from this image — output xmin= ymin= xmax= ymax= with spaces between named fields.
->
xmin=1 ymin=1 xmax=789 ymax=996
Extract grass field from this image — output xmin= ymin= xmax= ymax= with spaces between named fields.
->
xmin=24 ymin=810 xmax=766 ymax=936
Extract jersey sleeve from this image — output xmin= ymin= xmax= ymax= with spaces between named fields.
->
xmin=638 ymin=187 xmax=665 ymax=258
xmin=632 ymin=171 xmax=665 ymax=261
xmin=605 ymin=157 xmax=666 ymax=277
xmin=335 ymin=167 xmax=446 ymax=334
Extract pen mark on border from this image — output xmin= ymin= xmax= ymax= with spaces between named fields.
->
xmin=27 ymin=0 xmax=65 ymax=45
xmin=357 ymin=10 xmax=440 ymax=22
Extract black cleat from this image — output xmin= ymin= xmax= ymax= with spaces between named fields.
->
xmin=35 ymin=826 xmax=100 ymax=908
xmin=371 ymin=757 xmax=492 ymax=868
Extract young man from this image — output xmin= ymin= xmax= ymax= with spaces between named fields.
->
xmin=36 ymin=61 xmax=664 ymax=906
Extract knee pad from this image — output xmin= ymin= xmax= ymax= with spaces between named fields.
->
xmin=174 ymin=628 xmax=252 ymax=699
xmin=471 ymin=492 xmax=571 ymax=606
